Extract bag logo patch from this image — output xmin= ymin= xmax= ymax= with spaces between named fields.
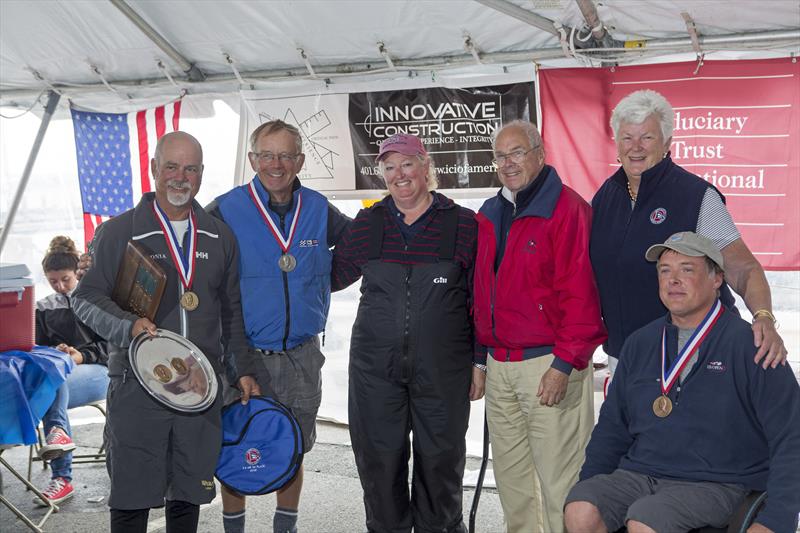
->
xmin=245 ymin=448 xmax=261 ymax=465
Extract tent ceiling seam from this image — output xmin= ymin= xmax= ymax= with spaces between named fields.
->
xmin=2 ymin=30 xmax=798 ymax=105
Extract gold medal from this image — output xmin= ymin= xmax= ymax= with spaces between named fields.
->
xmin=153 ymin=364 xmax=173 ymax=383
xmin=278 ymin=253 xmax=297 ymax=273
xmin=653 ymin=394 xmax=673 ymax=418
xmin=180 ymin=290 xmax=199 ymax=311
xmin=171 ymin=357 xmax=189 ymax=375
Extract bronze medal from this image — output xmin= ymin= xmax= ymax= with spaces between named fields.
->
xmin=180 ymin=290 xmax=199 ymax=311
xmin=171 ymin=357 xmax=189 ymax=375
xmin=153 ymin=364 xmax=173 ymax=383
xmin=278 ymin=253 xmax=297 ymax=273
xmin=652 ymin=394 xmax=673 ymax=418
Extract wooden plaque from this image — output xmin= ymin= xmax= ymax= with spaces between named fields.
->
xmin=112 ymin=241 xmax=167 ymax=321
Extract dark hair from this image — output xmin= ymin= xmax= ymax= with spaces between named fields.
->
xmin=42 ymin=236 xmax=80 ymax=273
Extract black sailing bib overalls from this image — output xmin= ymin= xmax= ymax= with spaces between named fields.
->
xmin=349 ymin=205 xmax=472 ymax=533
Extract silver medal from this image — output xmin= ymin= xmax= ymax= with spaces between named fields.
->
xmin=278 ymin=253 xmax=297 ymax=272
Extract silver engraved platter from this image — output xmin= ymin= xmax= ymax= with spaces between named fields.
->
xmin=128 ymin=329 xmax=218 ymax=413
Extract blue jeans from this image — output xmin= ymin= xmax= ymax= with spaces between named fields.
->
xmin=42 ymin=363 xmax=109 ymax=481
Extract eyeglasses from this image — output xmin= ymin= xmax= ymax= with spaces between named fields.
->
xmin=491 ymin=145 xmax=540 ymax=166
xmin=251 ymin=152 xmax=300 ymax=164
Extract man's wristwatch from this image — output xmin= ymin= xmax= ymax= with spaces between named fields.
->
xmin=472 ymin=362 xmax=487 ymax=373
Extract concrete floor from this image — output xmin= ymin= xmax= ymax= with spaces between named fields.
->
xmin=1 ymin=417 xmax=505 ymax=533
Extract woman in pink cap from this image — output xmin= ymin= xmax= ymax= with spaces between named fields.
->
xmin=332 ymin=133 xmax=484 ymax=533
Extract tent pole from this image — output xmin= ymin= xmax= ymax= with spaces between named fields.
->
xmin=473 ymin=0 xmax=562 ymax=37
xmin=575 ymin=0 xmax=607 ymax=41
xmin=108 ymin=0 xmax=206 ymax=82
xmin=0 ymin=29 xmax=797 ymax=104
xmin=0 ymin=91 xmax=60 ymax=256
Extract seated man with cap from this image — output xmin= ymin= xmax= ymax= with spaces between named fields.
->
xmin=564 ymin=232 xmax=800 ymax=533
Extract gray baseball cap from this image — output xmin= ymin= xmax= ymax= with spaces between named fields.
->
xmin=645 ymin=231 xmax=724 ymax=270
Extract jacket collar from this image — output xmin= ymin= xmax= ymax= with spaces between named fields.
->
xmin=497 ymin=165 xmax=563 ymax=219
xmin=135 ymin=192 xmax=210 ymax=231
xmin=250 ymin=174 xmax=302 ymax=210
xmin=379 ymin=190 xmax=453 ymax=212
xmin=610 ymin=153 xmax=676 ymax=204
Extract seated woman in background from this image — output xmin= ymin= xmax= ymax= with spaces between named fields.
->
xmin=34 ymin=235 xmax=110 ymax=505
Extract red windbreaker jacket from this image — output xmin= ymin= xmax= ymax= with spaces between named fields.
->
xmin=473 ymin=167 xmax=607 ymax=370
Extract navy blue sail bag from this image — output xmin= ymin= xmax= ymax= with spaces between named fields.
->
xmin=215 ymin=396 xmax=304 ymax=495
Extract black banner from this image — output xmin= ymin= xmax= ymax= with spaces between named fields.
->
xmin=349 ymin=83 xmax=535 ymax=189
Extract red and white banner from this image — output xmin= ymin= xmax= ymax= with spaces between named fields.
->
xmin=540 ymin=58 xmax=799 ymax=270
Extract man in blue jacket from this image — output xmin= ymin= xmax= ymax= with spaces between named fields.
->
xmin=209 ymin=120 xmax=350 ymax=533
xmin=564 ymin=232 xmax=800 ymax=533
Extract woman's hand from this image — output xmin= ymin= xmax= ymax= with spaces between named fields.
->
xmin=752 ymin=316 xmax=787 ymax=369
xmin=56 ymin=343 xmax=84 ymax=364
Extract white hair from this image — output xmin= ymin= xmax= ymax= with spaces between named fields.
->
xmin=611 ymin=90 xmax=674 ymax=140
xmin=491 ymin=119 xmax=542 ymax=151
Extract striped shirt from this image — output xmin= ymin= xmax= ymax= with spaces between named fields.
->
xmin=696 ymin=188 xmax=741 ymax=250
xmin=331 ymin=192 xmax=478 ymax=292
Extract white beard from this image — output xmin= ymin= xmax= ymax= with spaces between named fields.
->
xmin=167 ymin=189 xmax=191 ymax=207
xmin=166 ymin=180 xmax=192 ymax=206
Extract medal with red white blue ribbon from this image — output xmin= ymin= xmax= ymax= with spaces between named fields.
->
xmin=152 ymin=200 xmax=199 ymax=310
xmin=247 ymin=179 xmax=302 ymax=273
xmin=654 ymin=299 xmax=724 ymax=417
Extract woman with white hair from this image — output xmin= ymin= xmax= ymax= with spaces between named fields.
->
xmin=332 ymin=133 xmax=483 ymax=533
xmin=590 ymin=89 xmax=785 ymax=375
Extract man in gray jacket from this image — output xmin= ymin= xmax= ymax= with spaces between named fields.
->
xmin=73 ymin=131 xmax=259 ymax=533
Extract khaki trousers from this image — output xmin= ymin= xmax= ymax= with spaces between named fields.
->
xmin=486 ymin=354 xmax=593 ymax=533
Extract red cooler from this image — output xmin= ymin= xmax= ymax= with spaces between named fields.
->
xmin=0 ymin=263 xmax=35 ymax=352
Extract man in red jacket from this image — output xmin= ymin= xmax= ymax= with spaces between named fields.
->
xmin=473 ymin=120 xmax=606 ymax=532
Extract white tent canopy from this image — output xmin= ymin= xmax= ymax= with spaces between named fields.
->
xmin=2 ymin=0 xmax=799 ymax=111
xmin=2 ymin=0 xmax=799 ymax=457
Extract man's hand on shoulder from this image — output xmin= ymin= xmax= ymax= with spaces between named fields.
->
xmin=76 ymin=252 xmax=93 ymax=280
xmin=752 ymin=316 xmax=787 ymax=369
xmin=537 ymin=366 xmax=569 ymax=406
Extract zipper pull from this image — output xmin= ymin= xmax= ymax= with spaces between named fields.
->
xmin=123 ymin=368 xmax=128 ymax=384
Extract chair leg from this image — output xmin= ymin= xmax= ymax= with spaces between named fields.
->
xmin=26 ymin=427 xmax=49 ymax=487
xmin=0 ymin=453 xmax=59 ymax=533
xmin=68 ymin=401 xmax=108 ymax=464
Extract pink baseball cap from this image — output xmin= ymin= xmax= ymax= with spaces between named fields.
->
xmin=376 ymin=134 xmax=427 ymax=162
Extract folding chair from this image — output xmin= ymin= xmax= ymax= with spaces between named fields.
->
xmin=27 ymin=399 xmax=107 ymax=482
xmin=0 ymin=446 xmax=60 ymax=533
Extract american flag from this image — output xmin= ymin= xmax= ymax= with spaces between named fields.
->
xmin=70 ymin=101 xmax=182 ymax=246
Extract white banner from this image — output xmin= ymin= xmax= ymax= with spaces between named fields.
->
xmin=238 ymin=93 xmax=355 ymax=191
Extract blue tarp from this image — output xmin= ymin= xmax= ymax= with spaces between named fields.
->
xmin=0 ymin=346 xmax=73 ymax=445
